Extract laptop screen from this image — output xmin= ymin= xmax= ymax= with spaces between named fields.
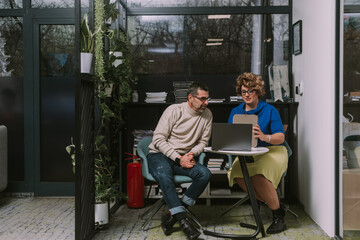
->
xmin=211 ymin=123 xmax=253 ymax=151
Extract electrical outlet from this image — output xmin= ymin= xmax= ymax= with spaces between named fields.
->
xmin=299 ymin=82 xmax=304 ymax=96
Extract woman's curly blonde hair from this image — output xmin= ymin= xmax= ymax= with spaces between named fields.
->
xmin=235 ymin=72 xmax=265 ymax=97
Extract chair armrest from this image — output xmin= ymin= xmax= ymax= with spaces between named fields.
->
xmin=199 ymin=152 xmax=206 ymax=165
xmin=227 ymin=154 xmax=233 ymax=168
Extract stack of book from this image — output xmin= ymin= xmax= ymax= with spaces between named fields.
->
xmin=207 ymin=158 xmax=227 ymax=172
xmin=208 ymin=98 xmax=225 ymax=103
xmin=230 ymin=96 xmax=243 ymax=102
xmin=349 ymin=92 xmax=360 ymax=102
xmin=173 ymin=81 xmax=193 ymax=103
xmin=145 ymin=92 xmax=167 ymax=103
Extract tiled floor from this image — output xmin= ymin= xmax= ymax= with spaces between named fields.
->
xmin=0 ymin=196 xmax=338 ymax=240
xmin=0 ymin=197 xmax=75 ymax=240
xmin=94 ymin=199 xmax=332 ymax=240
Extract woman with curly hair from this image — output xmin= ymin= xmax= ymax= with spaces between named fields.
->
xmin=227 ymin=72 xmax=288 ymax=234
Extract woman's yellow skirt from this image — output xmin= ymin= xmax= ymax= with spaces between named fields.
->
xmin=227 ymin=146 xmax=288 ymax=188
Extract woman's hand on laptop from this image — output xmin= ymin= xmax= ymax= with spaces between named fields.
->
xmin=253 ymin=124 xmax=267 ymax=142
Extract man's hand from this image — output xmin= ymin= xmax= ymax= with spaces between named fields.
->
xmin=180 ymin=152 xmax=196 ymax=168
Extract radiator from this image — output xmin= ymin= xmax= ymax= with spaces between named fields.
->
xmin=0 ymin=125 xmax=7 ymax=192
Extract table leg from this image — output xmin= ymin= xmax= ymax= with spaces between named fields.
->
xmin=202 ymin=156 xmax=265 ymax=239
xmin=239 ymin=156 xmax=266 ymax=237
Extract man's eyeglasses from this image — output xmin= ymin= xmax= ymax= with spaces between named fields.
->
xmin=193 ymin=96 xmax=211 ymax=102
xmin=241 ymin=89 xmax=256 ymax=95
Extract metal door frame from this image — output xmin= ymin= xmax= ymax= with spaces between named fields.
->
xmin=32 ymin=17 xmax=75 ymax=196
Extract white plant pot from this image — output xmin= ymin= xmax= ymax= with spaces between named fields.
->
xmin=110 ymin=51 xmax=122 ymax=58
xmin=109 ymin=51 xmax=123 ymax=67
xmin=113 ymin=59 xmax=123 ymax=67
xmin=105 ymin=17 xmax=112 ymax=25
xmin=81 ymin=52 xmax=93 ymax=73
xmin=94 ymin=202 xmax=109 ymax=225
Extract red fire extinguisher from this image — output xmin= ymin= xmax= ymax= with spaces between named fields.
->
xmin=125 ymin=153 xmax=144 ymax=208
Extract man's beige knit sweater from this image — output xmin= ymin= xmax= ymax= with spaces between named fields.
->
xmin=149 ymin=102 xmax=213 ymax=161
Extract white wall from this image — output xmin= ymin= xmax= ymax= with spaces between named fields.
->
xmin=293 ymin=0 xmax=337 ymax=237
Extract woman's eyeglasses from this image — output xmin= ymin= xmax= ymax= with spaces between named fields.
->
xmin=241 ymin=89 xmax=256 ymax=95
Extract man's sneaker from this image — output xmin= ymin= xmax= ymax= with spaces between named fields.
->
xmin=160 ymin=212 xmax=177 ymax=236
xmin=179 ymin=218 xmax=201 ymax=240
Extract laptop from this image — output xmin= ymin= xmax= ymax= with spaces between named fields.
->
xmin=211 ymin=123 xmax=253 ymax=151
xmin=233 ymin=114 xmax=258 ymax=148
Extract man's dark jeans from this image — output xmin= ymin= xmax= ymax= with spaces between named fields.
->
xmin=148 ymin=152 xmax=211 ymax=215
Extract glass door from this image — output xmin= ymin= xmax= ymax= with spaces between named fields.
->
xmin=343 ymin=3 xmax=360 ymax=238
xmin=33 ymin=19 xmax=76 ymax=196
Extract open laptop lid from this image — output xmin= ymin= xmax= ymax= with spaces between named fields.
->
xmin=233 ymin=114 xmax=258 ymax=147
xmin=211 ymin=123 xmax=252 ymax=151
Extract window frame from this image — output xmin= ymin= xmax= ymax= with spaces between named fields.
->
xmin=126 ymin=3 xmax=293 ymax=98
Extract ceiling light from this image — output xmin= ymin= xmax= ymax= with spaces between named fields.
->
xmin=208 ymin=15 xmax=231 ymax=19
xmin=206 ymin=42 xmax=222 ymax=46
xmin=207 ymin=38 xmax=224 ymax=42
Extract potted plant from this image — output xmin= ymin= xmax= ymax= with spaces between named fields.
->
xmin=92 ymin=32 xmax=141 ymax=220
xmin=65 ymin=136 xmax=127 ymax=226
xmin=71 ymin=0 xmax=139 ymax=227
xmin=94 ymin=134 xmax=125 ymax=226
xmin=103 ymin=31 xmax=139 ymax=126
xmin=92 ymin=0 xmax=123 ymax=227
xmin=80 ymin=13 xmax=100 ymax=73
xmin=104 ymin=0 xmax=120 ymax=25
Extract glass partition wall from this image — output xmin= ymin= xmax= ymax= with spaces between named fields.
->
xmin=127 ymin=0 xmax=289 ymax=7
xmin=0 ymin=0 xmax=291 ymax=192
xmin=0 ymin=17 xmax=24 ymax=182
xmin=126 ymin=2 xmax=292 ymax=101
xmin=343 ymin=2 xmax=360 ymax=238
xmin=1 ymin=0 xmax=77 ymax=195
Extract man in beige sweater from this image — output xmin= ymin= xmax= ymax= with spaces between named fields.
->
xmin=148 ymin=82 xmax=213 ymax=240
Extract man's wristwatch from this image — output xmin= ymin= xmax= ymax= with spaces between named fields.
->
xmin=175 ymin=157 xmax=181 ymax=164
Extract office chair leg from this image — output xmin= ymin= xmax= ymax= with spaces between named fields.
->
xmin=287 ymin=207 xmax=298 ymax=219
xmin=141 ymin=198 xmax=165 ymax=231
xmin=275 ymin=187 xmax=298 ymax=219
xmin=140 ymin=198 xmax=163 ymax=220
xmin=145 ymin=184 xmax=153 ymax=201
xmin=220 ymin=195 xmax=250 ymax=216
xmin=186 ymin=208 xmax=203 ymax=230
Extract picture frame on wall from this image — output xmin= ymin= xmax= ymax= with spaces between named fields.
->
xmin=293 ymin=20 xmax=302 ymax=55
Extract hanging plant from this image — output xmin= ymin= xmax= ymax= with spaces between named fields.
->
xmin=105 ymin=31 xmax=138 ymax=126
xmin=92 ymin=0 xmax=124 ymax=206
xmin=94 ymin=0 xmax=105 ymax=81
xmin=104 ymin=0 xmax=120 ymax=24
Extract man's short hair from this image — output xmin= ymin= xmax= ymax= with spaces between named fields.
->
xmin=187 ymin=81 xmax=209 ymax=97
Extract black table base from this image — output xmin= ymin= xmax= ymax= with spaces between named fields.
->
xmin=202 ymin=156 xmax=266 ymax=239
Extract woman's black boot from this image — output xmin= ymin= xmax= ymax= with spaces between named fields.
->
xmin=266 ymin=204 xmax=288 ymax=234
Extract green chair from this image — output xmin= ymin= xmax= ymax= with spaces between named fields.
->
xmin=137 ymin=136 xmax=206 ymax=230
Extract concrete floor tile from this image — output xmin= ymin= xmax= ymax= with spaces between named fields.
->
xmin=0 ymin=197 xmax=334 ymax=240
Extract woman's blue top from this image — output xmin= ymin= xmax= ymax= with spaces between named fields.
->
xmin=228 ymin=100 xmax=284 ymax=147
